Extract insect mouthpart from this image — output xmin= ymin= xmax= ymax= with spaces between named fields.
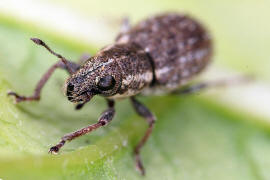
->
xmin=65 ymin=84 xmax=85 ymax=103
xmin=74 ymin=91 xmax=94 ymax=110
xmin=68 ymin=93 xmax=91 ymax=104
xmin=66 ymin=83 xmax=76 ymax=101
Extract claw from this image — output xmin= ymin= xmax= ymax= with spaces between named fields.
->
xmin=7 ymin=91 xmax=40 ymax=103
xmin=135 ymin=154 xmax=145 ymax=176
xmin=48 ymin=146 xmax=59 ymax=154
xmin=7 ymin=91 xmax=25 ymax=103
xmin=48 ymin=140 xmax=65 ymax=154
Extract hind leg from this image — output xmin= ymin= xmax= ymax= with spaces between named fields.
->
xmin=172 ymin=75 xmax=253 ymax=95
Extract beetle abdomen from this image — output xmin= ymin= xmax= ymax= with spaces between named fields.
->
xmin=116 ymin=13 xmax=212 ymax=90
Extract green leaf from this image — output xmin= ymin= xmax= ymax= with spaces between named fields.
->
xmin=1 ymin=1 xmax=270 ymax=179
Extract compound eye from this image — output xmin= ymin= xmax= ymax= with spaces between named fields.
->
xmin=97 ymin=75 xmax=116 ymax=91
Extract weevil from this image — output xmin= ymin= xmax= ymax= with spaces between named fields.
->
xmin=8 ymin=13 xmax=248 ymax=175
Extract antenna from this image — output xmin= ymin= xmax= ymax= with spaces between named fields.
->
xmin=30 ymin=38 xmax=75 ymax=74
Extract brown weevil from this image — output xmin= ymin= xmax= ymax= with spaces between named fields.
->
xmin=8 ymin=13 xmax=245 ymax=175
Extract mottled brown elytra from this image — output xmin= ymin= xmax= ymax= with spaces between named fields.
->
xmin=8 ymin=13 xmax=250 ymax=175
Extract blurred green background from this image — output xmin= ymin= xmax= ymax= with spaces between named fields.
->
xmin=0 ymin=0 xmax=270 ymax=179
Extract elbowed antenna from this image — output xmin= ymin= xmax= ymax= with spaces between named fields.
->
xmin=30 ymin=38 xmax=75 ymax=74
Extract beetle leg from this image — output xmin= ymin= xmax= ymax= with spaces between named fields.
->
xmin=8 ymin=60 xmax=80 ymax=103
xmin=8 ymin=60 xmax=79 ymax=103
xmin=130 ymin=97 xmax=156 ymax=176
xmin=172 ymin=75 xmax=253 ymax=95
xmin=7 ymin=38 xmax=82 ymax=103
xmin=49 ymin=100 xmax=115 ymax=154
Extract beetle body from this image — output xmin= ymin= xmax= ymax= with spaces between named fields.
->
xmin=67 ymin=13 xmax=212 ymax=102
xmin=8 ymin=12 xmax=213 ymax=175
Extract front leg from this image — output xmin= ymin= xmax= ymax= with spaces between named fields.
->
xmin=130 ymin=97 xmax=156 ymax=175
xmin=8 ymin=61 xmax=79 ymax=103
xmin=49 ymin=100 xmax=115 ymax=153
xmin=8 ymin=38 xmax=81 ymax=103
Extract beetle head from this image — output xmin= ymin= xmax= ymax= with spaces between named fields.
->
xmin=65 ymin=55 xmax=121 ymax=105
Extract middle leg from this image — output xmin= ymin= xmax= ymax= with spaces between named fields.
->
xmin=130 ymin=97 xmax=156 ymax=175
xmin=172 ymin=75 xmax=253 ymax=95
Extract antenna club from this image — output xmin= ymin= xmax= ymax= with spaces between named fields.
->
xmin=30 ymin=38 xmax=45 ymax=46
xmin=29 ymin=37 xmax=74 ymax=74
